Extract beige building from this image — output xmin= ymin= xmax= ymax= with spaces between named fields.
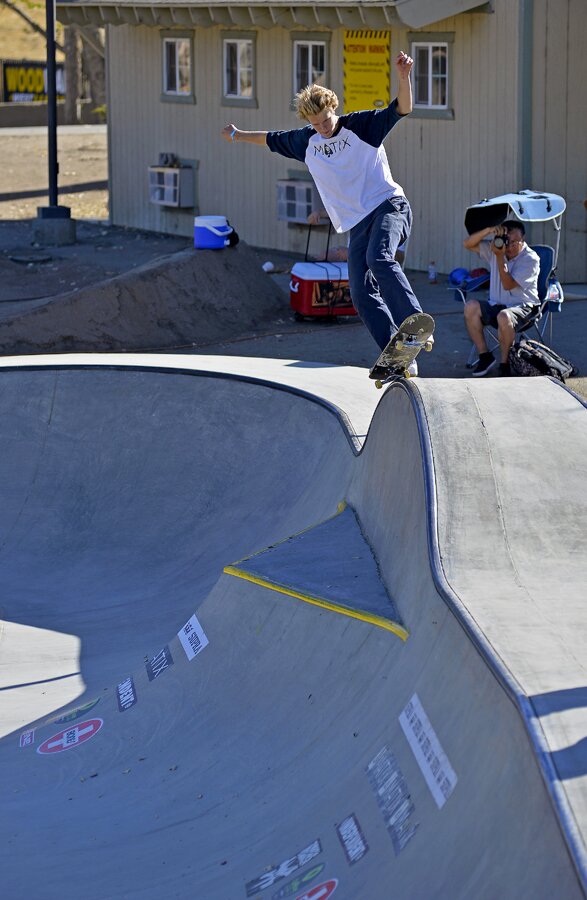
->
xmin=57 ymin=0 xmax=586 ymax=281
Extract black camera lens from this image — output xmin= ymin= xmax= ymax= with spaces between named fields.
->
xmin=493 ymin=234 xmax=509 ymax=249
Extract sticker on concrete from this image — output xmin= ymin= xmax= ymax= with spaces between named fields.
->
xmin=366 ymin=745 xmax=418 ymax=855
xmin=117 ymin=675 xmax=138 ymax=711
xmin=19 ymin=729 xmax=35 ymax=748
xmin=295 ymin=880 xmax=338 ymax=900
xmin=245 ymin=838 xmax=322 ymax=897
xmin=146 ymin=645 xmax=174 ymax=681
xmin=52 ymin=697 xmax=101 ymax=724
xmin=399 ymin=693 xmax=457 ymax=809
xmin=272 ymin=863 xmax=326 ymax=899
xmin=37 ymin=718 xmax=103 ymax=754
xmin=178 ymin=613 xmax=209 ymax=661
xmin=335 ymin=813 xmax=369 ymax=865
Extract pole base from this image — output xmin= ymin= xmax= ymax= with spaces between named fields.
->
xmin=36 ymin=205 xmax=72 ymax=220
xmin=34 ymin=206 xmax=76 ymax=245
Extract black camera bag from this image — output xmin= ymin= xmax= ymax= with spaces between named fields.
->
xmin=508 ymin=337 xmax=577 ymax=382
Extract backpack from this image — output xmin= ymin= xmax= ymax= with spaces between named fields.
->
xmin=508 ymin=337 xmax=577 ymax=382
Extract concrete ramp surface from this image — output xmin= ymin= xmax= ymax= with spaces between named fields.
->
xmin=0 ymin=357 xmax=585 ymax=900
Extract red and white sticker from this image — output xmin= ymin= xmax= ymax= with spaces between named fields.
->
xmin=37 ymin=718 xmax=103 ymax=754
xmin=296 ymin=881 xmax=338 ymax=900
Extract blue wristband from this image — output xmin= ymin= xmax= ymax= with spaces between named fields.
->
xmin=230 ymin=128 xmax=237 ymax=142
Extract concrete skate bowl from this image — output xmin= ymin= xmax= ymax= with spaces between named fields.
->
xmin=0 ymin=360 xmax=585 ymax=900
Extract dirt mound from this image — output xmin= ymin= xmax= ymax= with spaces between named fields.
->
xmin=0 ymin=242 xmax=288 ymax=355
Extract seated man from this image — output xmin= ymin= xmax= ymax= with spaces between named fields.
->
xmin=463 ymin=220 xmax=540 ymax=376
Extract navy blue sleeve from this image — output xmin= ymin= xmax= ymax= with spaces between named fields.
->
xmin=339 ymin=99 xmax=407 ymax=148
xmin=266 ymin=126 xmax=313 ymax=162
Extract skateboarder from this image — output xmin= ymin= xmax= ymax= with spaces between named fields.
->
xmin=221 ymin=51 xmax=426 ymax=374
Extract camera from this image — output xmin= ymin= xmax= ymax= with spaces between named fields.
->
xmin=493 ymin=233 xmax=509 ymax=249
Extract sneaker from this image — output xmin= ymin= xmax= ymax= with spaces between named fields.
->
xmin=472 ymin=352 xmax=497 ymax=377
xmin=499 ymin=362 xmax=512 ymax=377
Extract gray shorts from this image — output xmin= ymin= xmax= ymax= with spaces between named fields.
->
xmin=478 ymin=300 xmax=539 ymax=330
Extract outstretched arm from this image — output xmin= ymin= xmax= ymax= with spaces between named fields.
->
xmin=395 ymin=51 xmax=413 ymax=115
xmin=221 ymin=123 xmax=268 ymax=146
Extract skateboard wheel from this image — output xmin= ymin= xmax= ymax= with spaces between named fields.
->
xmin=404 ymin=370 xmax=410 ymax=378
xmin=424 ymin=341 xmax=433 ymax=352
xmin=395 ymin=340 xmax=404 ymax=350
xmin=375 ymin=380 xmax=383 ymax=389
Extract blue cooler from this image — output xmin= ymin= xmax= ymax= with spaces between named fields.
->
xmin=194 ymin=216 xmax=233 ymax=250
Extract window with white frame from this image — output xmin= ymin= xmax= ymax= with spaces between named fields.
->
xmin=163 ymin=36 xmax=192 ymax=96
xmin=276 ymin=179 xmax=321 ymax=223
xmin=293 ymin=40 xmax=326 ymax=93
xmin=223 ymin=38 xmax=253 ymax=99
xmin=412 ymin=42 xmax=449 ymax=109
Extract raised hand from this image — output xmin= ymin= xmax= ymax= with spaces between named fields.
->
xmin=395 ymin=51 xmax=413 ymax=81
xmin=221 ymin=124 xmax=238 ymax=142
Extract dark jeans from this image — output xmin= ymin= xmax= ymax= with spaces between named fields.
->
xmin=348 ymin=196 xmax=422 ymax=351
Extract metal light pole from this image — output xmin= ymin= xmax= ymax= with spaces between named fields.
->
xmin=45 ymin=0 xmax=58 ymax=207
xmin=34 ymin=0 xmax=76 ymax=244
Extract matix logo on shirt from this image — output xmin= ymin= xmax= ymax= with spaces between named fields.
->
xmin=313 ymin=135 xmax=351 ymax=158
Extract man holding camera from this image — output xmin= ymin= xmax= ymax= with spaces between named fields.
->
xmin=463 ymin=220 xmax=540 ymax=376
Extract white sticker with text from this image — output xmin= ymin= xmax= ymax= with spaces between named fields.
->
xmin=178 ymin=613 xmax=209 ymax=661
xmin=399 ymin=693 xmax=457 ymax=808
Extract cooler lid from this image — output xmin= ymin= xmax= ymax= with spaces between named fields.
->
xmin=291 ymin=261 xmax=349 ymax=280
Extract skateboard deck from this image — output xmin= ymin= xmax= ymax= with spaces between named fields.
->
xmin=369 ymin=312 xmax=435 ymax=388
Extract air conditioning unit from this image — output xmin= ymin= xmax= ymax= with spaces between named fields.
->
xmin=148 ymin=165 xmax=194 ymax=208
xmin=276 ymin=179 xmax=321 ymax=223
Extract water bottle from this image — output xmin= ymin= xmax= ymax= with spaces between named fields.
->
xmin=428 ymin=261 xmax=437 ymax=284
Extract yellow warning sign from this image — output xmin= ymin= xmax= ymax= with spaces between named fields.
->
xmin=343 ymin=30 xmax=391 ymax=112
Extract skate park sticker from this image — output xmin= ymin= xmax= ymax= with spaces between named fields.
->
xmin=335 ymin=813 xmax=369 ymax=865
xmin=295 ymin=880 xmax=338 ymax=900
xmin=19 ymin=729 xmax=35 ymax=748
xmin=51 ymin=697 xmax=101 ymax=724
xmin=37 ymin=718 xmax=103 ymax=754
xmin=146 ymin=645 xmax=174 ymax=681
xmin=245 ymin=838 xmax=322 ymax=896
xmin=177 ymin=613 xmax=209 ymax=661
xmin=399 ymin=693 xmax=457 ymax=808
xmin=272 ymin=863 xmax=326 ymax=899
xmin=117 ymin=675 xmax=138 ymax=711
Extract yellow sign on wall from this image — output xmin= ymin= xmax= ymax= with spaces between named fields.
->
xmin=343 ymin=30 xmax=391 ymax=112
xmin=2 ymin=60 xmax=65 ymax=103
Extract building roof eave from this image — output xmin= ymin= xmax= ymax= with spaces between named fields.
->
xmin=56 ymin=1 xmax=402 ymax=29
xmin=56 ymin=0 xmax=492 ymax=30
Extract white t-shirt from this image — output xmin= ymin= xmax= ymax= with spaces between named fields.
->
xmin=478 ymin=240 xmax=540 ymax=307
xmin=267 ymin=100 xmax=407 ymax=233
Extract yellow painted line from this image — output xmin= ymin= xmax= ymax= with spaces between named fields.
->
xmin=223 ymin=565 xmax=409 ymax=641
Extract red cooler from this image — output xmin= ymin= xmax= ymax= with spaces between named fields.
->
xmin=289 ymin=261 xmax=356 ymax=319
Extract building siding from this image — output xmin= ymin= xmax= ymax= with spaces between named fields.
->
xmin=530 ymin=0 xmax=586 ymax=281
xmin=105 ymin=0 xmax=585 ymax=280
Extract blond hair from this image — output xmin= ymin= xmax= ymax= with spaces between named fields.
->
xmin=293 ymin=84 xmax=339 ymax=121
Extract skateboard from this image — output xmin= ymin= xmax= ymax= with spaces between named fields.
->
xmin=369 ymin=312 xmax=435 ymax=388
